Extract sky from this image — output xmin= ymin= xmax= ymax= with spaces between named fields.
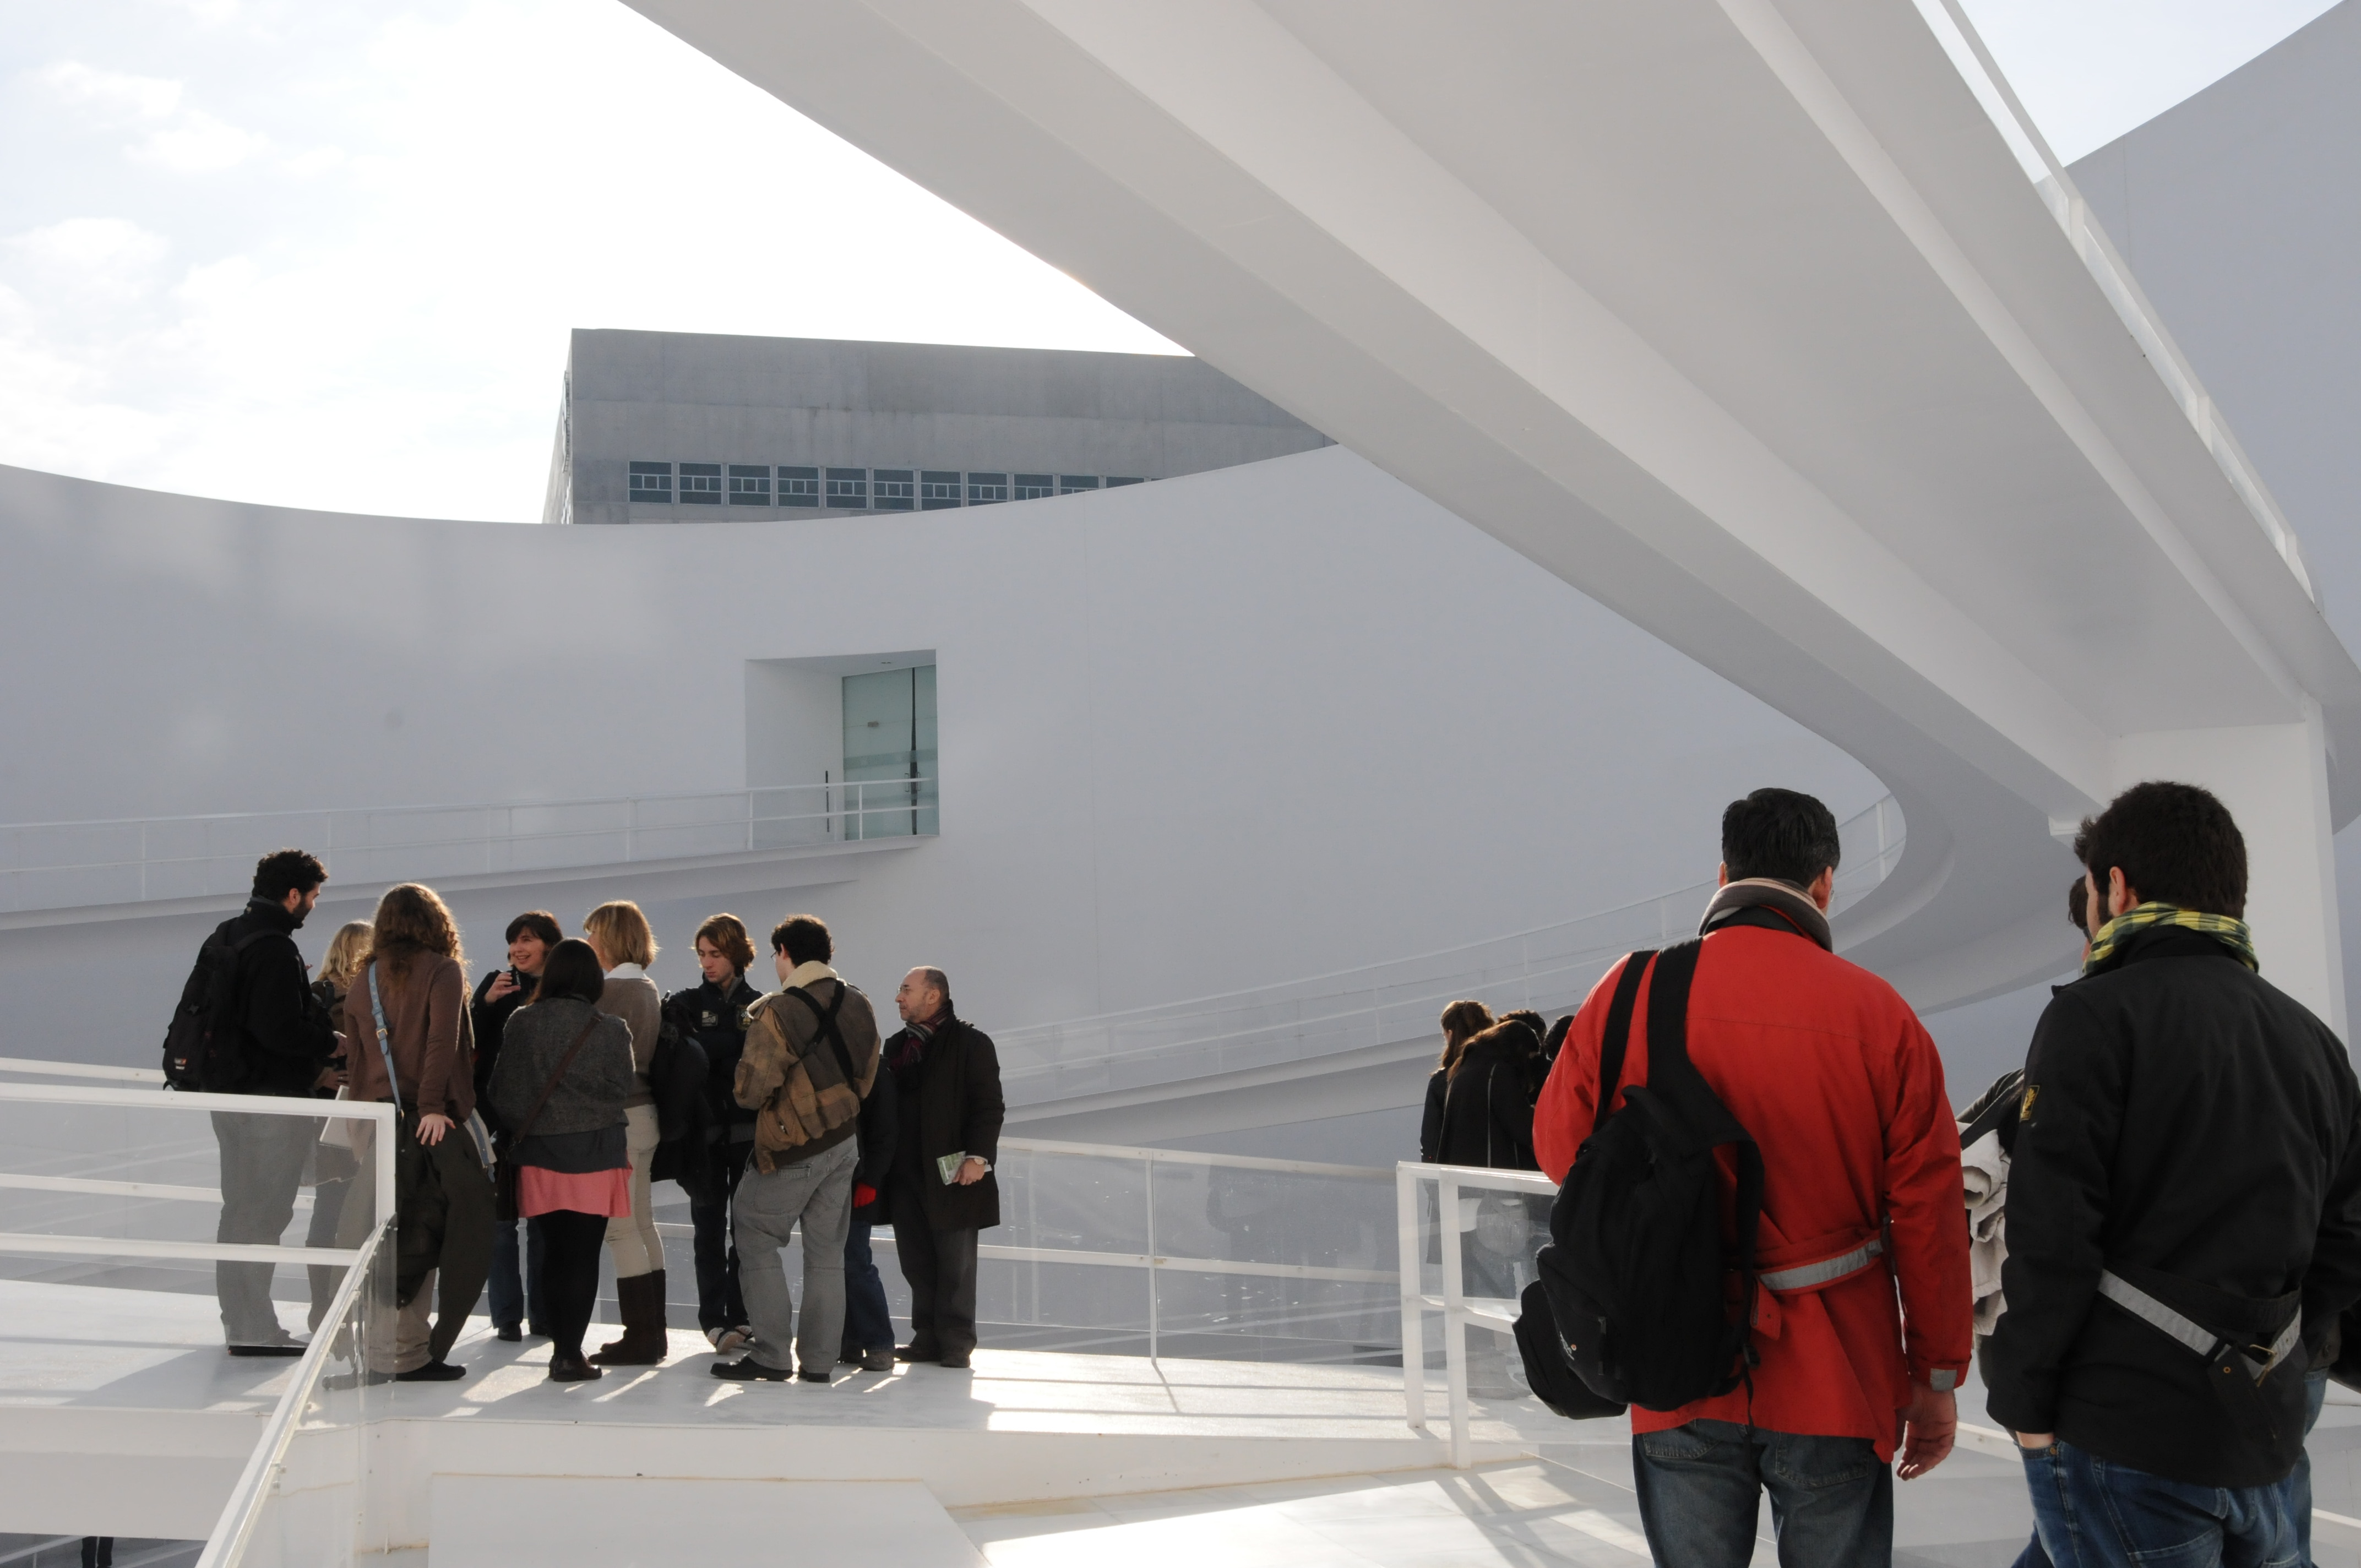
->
xmin=0 ymin=0 xmax=2343 ymax=521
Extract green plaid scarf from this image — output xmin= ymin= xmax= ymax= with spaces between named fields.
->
xmin=2083 ymin=901 xmax=2259 ymax=974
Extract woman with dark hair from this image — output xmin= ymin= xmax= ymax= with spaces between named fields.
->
xmin=339 ymin=883 xmax=494 ymax=1381
xmin=488 ymin=939 xmax=636 ymax=1382
xmin=1419 ymin=999 xmax=1494 ymax=1163
xmin=472 ymin=910 xmax=562 ymax=1342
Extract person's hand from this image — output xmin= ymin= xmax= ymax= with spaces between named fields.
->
xmin=416 ymin=1113 xmax=453 ymax=1146
xmin=485 ymin=972 xmax=519 ymax=1004
xmin=2016 ymin=1431 xmax=2054 ymax=1451
xmin=1896 ymin=1384 xmax=1956 ymax=1479
xmin=954 ymin=1157 xmax=987 ymax=1186
xmin=852 ymin=1183 xmax=878 ymax=1209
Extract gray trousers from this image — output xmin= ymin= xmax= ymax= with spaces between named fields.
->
xmin=733 ymin=1137 xmax=858 ymax=1375
xmin=212 ymin=1109 xmax=322 ymax=1346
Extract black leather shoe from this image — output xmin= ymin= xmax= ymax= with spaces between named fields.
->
xmin=711 ymin=1357 xmax=793 ymax=1382
xmin=394 ymin=1360 xmax=466 ymax=1382
xmin=894 ymin=1343 xmax=940 ymax=1363
xmin=496 ymin=1324 xmax=522 ymax=1343
xmin=549 ymin=1354 xmax=603 ymax=1384
xmin=798 ymin=1368 xmax=831 ymax=1384
xmin=229 ymin=1342 xmax=307 ymax=1358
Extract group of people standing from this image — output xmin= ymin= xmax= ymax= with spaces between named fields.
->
xmin=195 ymin=848 xmax=1005 ymax=1386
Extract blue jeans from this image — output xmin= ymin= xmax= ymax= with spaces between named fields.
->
xmin=2284 ymin=1369 xmax=2329 ymax=1567
xmin=2022 ymin=1439 xmax=2297 ymax=1567
xmin=1633 ymin=1419 xmax=1892 ymax=1567
xmin=843 ymin=1219 xmax=893 ymax=1352
xmin=485 ymin=1215 xmax=545 ymax=1332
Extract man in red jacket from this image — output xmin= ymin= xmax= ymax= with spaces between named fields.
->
xmin=1534 ymin=788 xmax=1972 ymax=1567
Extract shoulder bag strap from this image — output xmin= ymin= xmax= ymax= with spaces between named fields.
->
xmin=1592 ymin=949 xmax=1656 ymax=1128
xmin=365 ymin=961 xmax=404 ymax=1118
xmin=513 ymin=1014 xmax=604 ymax=1146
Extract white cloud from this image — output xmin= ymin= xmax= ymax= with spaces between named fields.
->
xmin=6 ymin=217 xmax=171 ymax=307
xmin=36 ymin=61 xmax=183 ymax=122
xmin=131 ymin=107 xmax=269 ymax=171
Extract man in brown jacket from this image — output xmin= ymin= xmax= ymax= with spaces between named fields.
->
xmin=714 ymin=914 xmax=882 ymax=1383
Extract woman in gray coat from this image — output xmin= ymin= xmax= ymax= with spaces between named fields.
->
xmin=488 ymin=939 xmax=635 ymax=1382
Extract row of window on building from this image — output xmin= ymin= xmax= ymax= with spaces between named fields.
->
xmin=626 ymin=462 xmax=1149 ymax=510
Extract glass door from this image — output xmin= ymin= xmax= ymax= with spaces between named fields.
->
xmin=841 ymin=666 xmax=938 ymax=839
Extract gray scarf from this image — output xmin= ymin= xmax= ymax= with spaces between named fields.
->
xmin=1698 ymin=877 xmax=1833 ymax=951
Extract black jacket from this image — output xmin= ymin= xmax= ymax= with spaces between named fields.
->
xmin=469 ymin=970 xmax=532 ymax=1134
xmin=1431 ymin=1036 xmax=1537 ymax=1170
xmin=884 ymin=1016 xmax=1005 ymax=1232
xmin=1419 ymin=1068 xmax=1448 ymax=1163
xmin=668 ymin=975 xmax=761 ymax=1136
xmin=1983 ymin=925 xmax=2361 ymax=1487
xmin=852 ymin=1063 xmax=898 ymax=1224
xmin=221 ymin=898 xmax=336 ymax=1097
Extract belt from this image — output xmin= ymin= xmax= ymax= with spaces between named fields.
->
xmin=2098 ymin=1270 xmax=2302 ymax=1383
xmin=1759 ymin=1236 xmax=1884 ymax=1293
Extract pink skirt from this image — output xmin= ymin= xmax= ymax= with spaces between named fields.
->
xmin=516 ymin=1164 xmax=632 ymax=1218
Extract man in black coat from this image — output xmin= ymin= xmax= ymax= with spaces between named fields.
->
xmin=1985 ymin=782 xmax=2361 ymax=1565
xmin=880 ymin=966 xmax=1003 ymax=1368
xmin=208 ymin=848 xmax=340 ymax=1354
xmin=670 ymin=914 xmax=764 ymax=1352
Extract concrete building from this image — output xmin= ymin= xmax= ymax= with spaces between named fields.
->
xmin=543 ymin=330 xmax=1331 ymax=525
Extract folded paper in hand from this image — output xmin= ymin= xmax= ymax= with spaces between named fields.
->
xmin=937 ymin=1151 xmax=967 ymax=1185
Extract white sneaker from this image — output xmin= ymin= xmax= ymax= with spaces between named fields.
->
xmin=708 ymin=1325 xmax=750 ymax=1355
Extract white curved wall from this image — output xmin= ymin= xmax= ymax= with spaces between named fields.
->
xmin=0 ymin=449 xmax=1879 ymax=1120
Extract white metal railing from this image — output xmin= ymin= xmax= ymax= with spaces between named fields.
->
xmin=1398 ymin=1160 xmax=1558 ymax=1468
xmin=199 ymin=1224 xmax=388 ymax=1568
xmin=1000 ymin=794 xmax=1902 ymax=1100
xmin=1907 ymin=0 xmax=2317 ymax=599
xmin=0 ymin=777 xmax=939 ymax=916
xmin=0 ymin=1081 xmax=395 ymax=1266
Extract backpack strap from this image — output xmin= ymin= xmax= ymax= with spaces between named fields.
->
xmin=782 ymin=983 xmax=860 ymax=1086
xmin=1593 ymin=949 xmax=1656 ymax=1128
xmin=1644 ymin=938 xmax=1768 ymax=1371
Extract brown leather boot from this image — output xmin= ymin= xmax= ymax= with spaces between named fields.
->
xmin=592 ymin=1271 xmax=669 ymax=1366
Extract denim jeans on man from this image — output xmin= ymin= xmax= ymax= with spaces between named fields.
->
xmin=2022 ymin=1438 xmax=2297 ymax=1568
xmin=212 ymin=1109 xmax=322 ymax=1346
xmin=733 ymin=1137 xmax=858 ymax=1375
xmin=843 ymin=1218 xmax=894 ymax=1354
xmin=1633 ymin=1418 xmax=1892 ymax=1568
xmin=484 ymin=1215 xmax=545 ymax=1333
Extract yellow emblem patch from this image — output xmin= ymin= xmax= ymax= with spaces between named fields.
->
xmin=2019 ymin=1084 xmax=2039 ymax=1123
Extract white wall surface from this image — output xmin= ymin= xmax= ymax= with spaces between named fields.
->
xmin=0 ymin=447 xmax=1880 ymax=1101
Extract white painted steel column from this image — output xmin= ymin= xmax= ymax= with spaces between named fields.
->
xmin=1397 ymin=1163 xmax=1426 ymax=1432
xmin=1437 ymin=1172 xmax=1470 ymax=1469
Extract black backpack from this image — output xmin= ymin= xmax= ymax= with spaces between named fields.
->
xmin=160 ymin=922 xmax=275 ymax=1091
xmin=1527 ymin=939 xmax=1765 ymax=1412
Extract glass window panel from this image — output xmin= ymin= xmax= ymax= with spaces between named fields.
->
xmin=727 ymin=464 xmax=771 ymax=504
xmin=678 ymin=462 xmax=723 ymax=504
xmin=967 ymin=472 xmax=1008 ymax=504
xmin=778 ymin=465 xmax=819 ymax=507
xmin=872 ymin=469 xmax=915 ymax=510
xmin=1059 ymin=475 xmax=1100 ymax=494
xmin=825 ymin=467 xmax=868 ymax=508
xmin=1014 ymin=472 xmax=1054 ymax=500
xmin=627 ymin=461 xmax=671 ymax=501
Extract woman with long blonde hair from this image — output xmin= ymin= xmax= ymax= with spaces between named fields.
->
xmin=339 ymin=883 xmax=493 ymax=1381
xmin=580 ymin=900 xmax=669 ymax=1366
xmin=302 ymin=919 xmax=375 ymax=1331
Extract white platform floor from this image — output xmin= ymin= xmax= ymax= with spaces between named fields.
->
xmin=8 ymin=1279 xmax=2361 ymax=1566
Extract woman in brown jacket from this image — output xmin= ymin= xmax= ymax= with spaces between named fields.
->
xmin=341 ymin=883 xmax=495 ymax=1381
xmin=582 ymin=900 xmax=668 ymax=1365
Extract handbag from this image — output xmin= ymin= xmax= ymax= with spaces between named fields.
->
xmin=496 ymin=1013 xmax=605 ymax=1218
